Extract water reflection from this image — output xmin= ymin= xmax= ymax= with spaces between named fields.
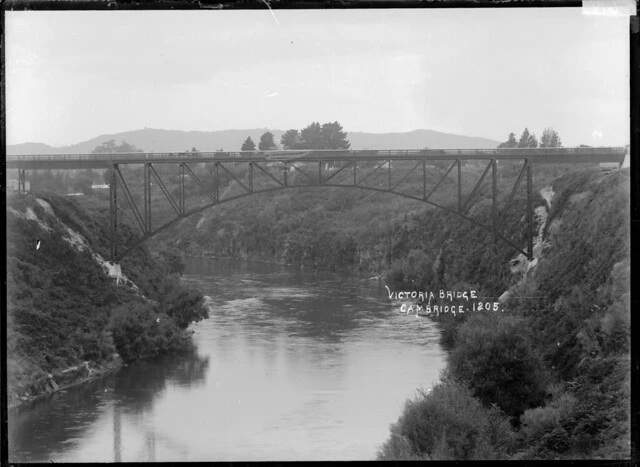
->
xmin=9 ymin=344 xmax=210 ymax=463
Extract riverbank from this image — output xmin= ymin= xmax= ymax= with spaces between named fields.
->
xmin=7 ymin=193 xmax=210 ymax=412
xmin=377 ymin=168 xmax=630 ymax=460
xmin=8 ymin=355 xmax=124 ymax=411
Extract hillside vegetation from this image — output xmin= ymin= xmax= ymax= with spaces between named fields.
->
xmin=376 ymin=168 xmax=630 ymax=460
xmin=6 ymin=193 xmax=209 ymax=405
xmin=150 ymin=163 xmax=629 ymax=460
xmin=8 ymin=157 xmax=628 ymax=459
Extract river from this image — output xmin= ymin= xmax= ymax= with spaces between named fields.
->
xmin=9 ymin=257 xmax=445 ymax=462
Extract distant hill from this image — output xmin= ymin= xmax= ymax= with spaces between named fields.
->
xmin=7 ymin=128 xmax=500 ymax=155
xmin=348 ymin=129 xmax=499 ymax=150
xmin=7 ymin=142 xmax=62 ymax=155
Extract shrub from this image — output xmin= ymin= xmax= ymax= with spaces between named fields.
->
xmin=108 ymin=302 xmax=185 ymax=363
xmin=377 ymin=379 xmax=516 ymax=460
xmin=448 ymin=313 xmax=549 ymax=418
xmin=437 ymin=312 xmax=468 ymax=351
xmin=155 ymin=275 xmax=209 ymax=328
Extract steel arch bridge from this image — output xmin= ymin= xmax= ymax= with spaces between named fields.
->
xmin=7 ymin=147 xmax=626 ymax=263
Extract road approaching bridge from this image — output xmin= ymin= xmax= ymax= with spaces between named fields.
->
xmin=7 ymin=147 xmax=627 ymax=263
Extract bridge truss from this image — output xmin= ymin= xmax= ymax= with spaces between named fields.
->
xmin=7 ymin=148 xmax=626 ymax=263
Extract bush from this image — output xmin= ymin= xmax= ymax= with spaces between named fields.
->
xmin=109 ymin=302 xmax=186 ymax=363
xmin=437 ymin=312 xmax=469 ymax=351
xmin=448 ymin=313 xmax=548 ymax=419
xmin=155 ymin=275 xmax=209 ymax=328
xmin=377 ymin=379 xmax=516 ymax=460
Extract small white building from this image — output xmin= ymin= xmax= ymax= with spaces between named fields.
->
xmin=91 ymin=183 xmax=110 ymax=190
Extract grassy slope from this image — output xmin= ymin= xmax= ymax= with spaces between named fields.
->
xmin=506 ymin=168 xmax=630 ymax=458
xmin=377 ymin=168 xmax=630 ymax=460
xmin=6 ymin=192 xmax=208 ymax=403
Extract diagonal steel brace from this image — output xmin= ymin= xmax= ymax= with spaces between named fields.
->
xmin=115 ymin=166 xmax=147 ymax=234
xmin=182 ymin=163 xmax=217 ymax=203
xmin=149 ymin=164 xmax=181 ymax=216
xmin=425 ymin=161 xmax=457 ymax=202
xmin=217 ymin=162 xmax=251 ymax=193
xmin=461 ymin=161 xmax=492 ymax=213
xmin=390 ymin=161 xmax=422 ymax=192
xmin=322 ymin=160 xmax=353 ymax=185
xmin=252 ymin=162 xmax=285 ymax=187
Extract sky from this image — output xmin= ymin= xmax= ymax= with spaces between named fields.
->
xmin=5 ymin=8 xmax=630 ymax=147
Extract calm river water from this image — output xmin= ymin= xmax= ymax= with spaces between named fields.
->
xmin=9 ymin=258 xmax=445 ymax=462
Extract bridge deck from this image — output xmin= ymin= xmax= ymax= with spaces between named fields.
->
xmin=6 ymin=147 xmax=627 ymax=170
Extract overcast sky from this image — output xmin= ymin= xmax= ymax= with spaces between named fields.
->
xmin=6 ymin=8 xmax=629 ymax=147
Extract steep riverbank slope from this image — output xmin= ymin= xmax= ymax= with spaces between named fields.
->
xmin=378 ymin=167 xmax=630 ymax=460
xmin=6 ymin=193 xmax=209 ymax=407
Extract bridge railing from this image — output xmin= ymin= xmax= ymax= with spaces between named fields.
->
xmin=6 ymin=147 xmax=627 ymax=167
xmin=6 ymin=147 xmax=626 ymax=159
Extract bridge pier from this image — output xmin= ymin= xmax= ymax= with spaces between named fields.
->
xmin=18 ymin=168 xmax=27 ymax=193
xmin=526 ymin=161 xmax=533 ymax=261
xmin=109 ymin=165 xmax=118 ymax=263
xmin=492 ymin=159 xmax=498 ymax=238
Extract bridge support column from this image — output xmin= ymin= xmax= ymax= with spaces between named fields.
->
xmin=423 ymin=160 xmax=427 ymax=200
xmin=215 ymin=163 xmax=219 ymax=200
xmin=109 ymin=165 xmax=118 ymax=263
xmin=18 ymin=169 xmax=26 ymax=192
xmin=492 ymin=159 xmax=497 ymax=238
xmin=179 ymin=163 xmax=185 ymax=214
xmin=526 ymin=161 xmax=533 ymax=261
xmin=353 ymin=159 xmax=357 ymax=185
xmin=457 ymin=160 xmax=462 ymax=212
xmin=144 ymin=163 xmax=151 ymax=233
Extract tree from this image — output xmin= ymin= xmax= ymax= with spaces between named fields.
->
xmin=92 ymin=139 xmax=143 ymax=154
xmin=518 ymin=128 xmax=538 ymax=148
xmin=280 ymin=129 xmax=301 ymax=150
xmin=320 ymin=121 xmax=351 ymax=150
xmin=119 ymin=141 xmax=143 ymax=153
xmin=258 ymin=132 xmax=277 ymax=151
xmin=539 ymin=127 xmax=562 ymax=148
xmin=498 ymin=133 xmax=518 ymax=149
xmin=299 ymin=122 xmax=323 ymax=149
xmin=241 ymin=136 xmax=256 ymax=151
xmin=92 ymin=139 xmax=117 ymax=154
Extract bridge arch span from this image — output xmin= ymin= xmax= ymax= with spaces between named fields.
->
xmin=114 ymin=183 xmax=528 ymax=262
